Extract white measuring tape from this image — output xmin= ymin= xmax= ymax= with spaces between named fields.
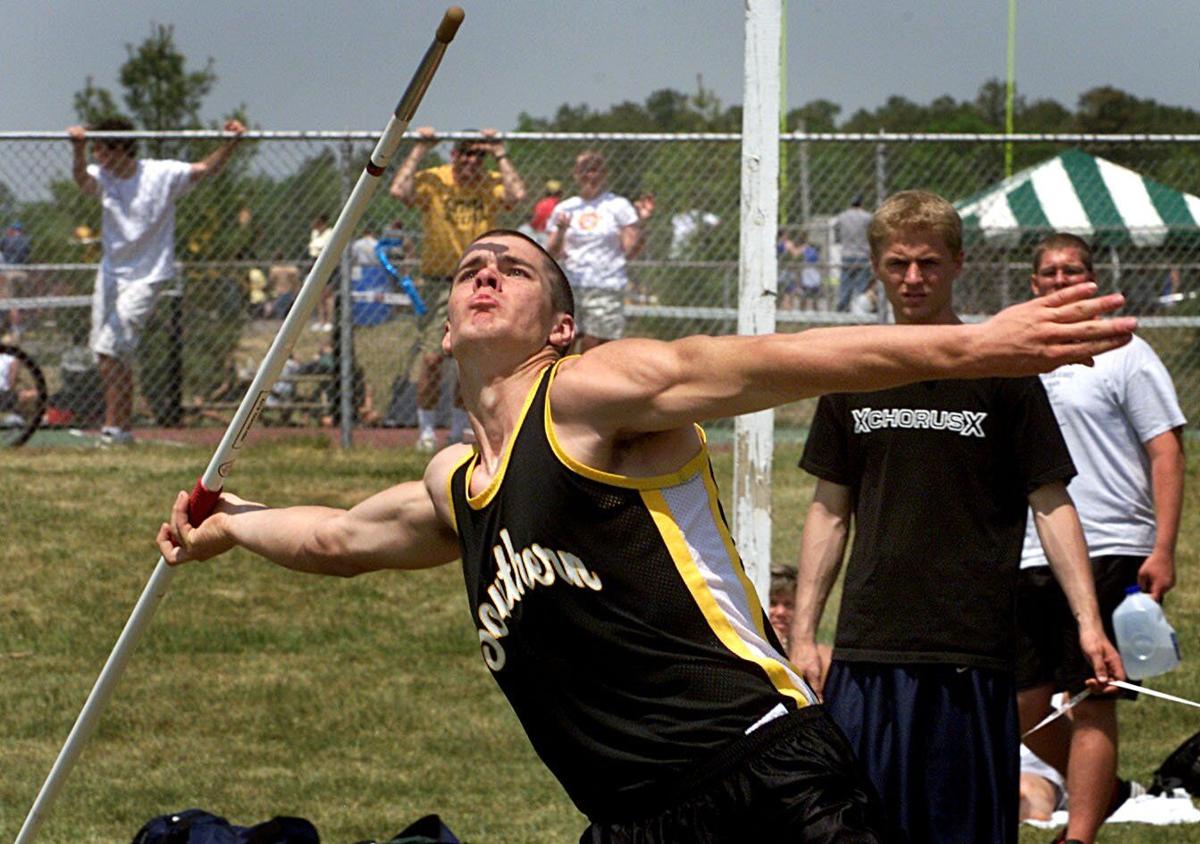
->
xmin=1111 ymin=679 xmax=1200 ymax=710
xmin=1023 ymin=680 xmax=1200 ymax=738
xmin=1023 ymin=689 xmax=1092 ymax=738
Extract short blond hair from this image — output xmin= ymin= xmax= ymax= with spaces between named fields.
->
xmin=869 ymin=190 xmax=963 ymax=260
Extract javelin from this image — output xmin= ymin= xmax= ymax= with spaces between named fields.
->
xmin=14 ymin=8 xmax=465 ymax=842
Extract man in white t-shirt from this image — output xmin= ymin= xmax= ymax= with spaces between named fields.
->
xmin=1016 ymin=232 xmax=1187 ymax=844
xmin=546 ymin=150 xmax=653 ymax=350
xmin=69 ymin=116 xmax=245 ymax=444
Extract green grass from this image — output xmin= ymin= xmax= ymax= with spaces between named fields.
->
xmin=1 ymin=440 xmax=1198 ymax=842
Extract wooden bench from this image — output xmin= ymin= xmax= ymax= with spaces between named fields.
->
xmin=199 ymin=372 xmax=334 ymax=426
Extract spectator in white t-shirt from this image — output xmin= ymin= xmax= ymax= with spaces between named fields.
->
xmin=69 ymin=116 xmax=245 ymax=444
xmin=546 ymin=150 xmax=654 ymax=351
xmin=350 ymin=226 xmax=380 ymax=269
xmin=308 ymin=213 xmax=336 ymax=332
xmin=1016 ymin=232 xmax=1186 ymax=844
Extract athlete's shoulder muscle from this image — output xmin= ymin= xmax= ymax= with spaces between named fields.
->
xmin=424 ymin=442 xmax=476 ymax=530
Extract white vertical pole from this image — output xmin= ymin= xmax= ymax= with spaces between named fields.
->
xmin=735 ymin=0 xmax=782 ymax=603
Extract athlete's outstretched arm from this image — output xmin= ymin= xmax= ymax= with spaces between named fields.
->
xmin=553 ymin=283 xmax=1134 ymax=436
xmin=156 ymin=448 xmax=464 ymax=576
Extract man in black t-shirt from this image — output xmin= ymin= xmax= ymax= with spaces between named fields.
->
xmin=788 ymin=191 xmax=1124 ymax=844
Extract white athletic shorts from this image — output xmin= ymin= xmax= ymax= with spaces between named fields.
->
xmin=90 ymin=270 xmax=169 ymax=362
xmin=577 ymin=287 xmax=626 ymax=340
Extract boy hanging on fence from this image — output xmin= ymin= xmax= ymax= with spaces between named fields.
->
xmin=69 ymin=117 xmax=245 ymax=445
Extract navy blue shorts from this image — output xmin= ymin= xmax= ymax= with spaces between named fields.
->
xmin=824 ymin=661 xmax=1019 ymax=844
xmin=579 ymin=705 xmax=895 ymax=843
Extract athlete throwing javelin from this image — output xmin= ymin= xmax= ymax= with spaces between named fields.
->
xmin=159 ymin=229 xmax=1134 ymax=842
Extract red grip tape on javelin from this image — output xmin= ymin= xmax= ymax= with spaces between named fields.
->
xmin=187 ymin=478 xmax=223 ymax=526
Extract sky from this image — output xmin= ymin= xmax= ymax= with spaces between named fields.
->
xmin=5 ymin=1 xmax=1200 ymax=133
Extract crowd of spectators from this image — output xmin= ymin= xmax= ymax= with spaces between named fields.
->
xmin=9 ymin=128 xmax=1191 ymax=451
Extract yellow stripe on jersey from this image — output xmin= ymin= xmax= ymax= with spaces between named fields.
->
xmin=464 ymin=365 xmax=549 ymax=510
xmin=642 ymin=485 xmax=814 ymax=707
xmin=444 ymin=448 xmax=478 ymax=534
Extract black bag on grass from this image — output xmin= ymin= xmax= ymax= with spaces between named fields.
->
xmin=353 ymin=813 xmax=461 ymax=844
xmin=385 ymin=813 xmax=460 ymax=843
xmin=1149 ymin=728 xmax=1200 ymax=796
xmin=131 ymin=808 xmax=319 ymax=844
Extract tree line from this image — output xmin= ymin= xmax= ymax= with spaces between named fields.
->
xmin=7 ymin=26 xmax=1200 ymax=271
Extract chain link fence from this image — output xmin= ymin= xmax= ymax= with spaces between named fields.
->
xmin=1 ymin=131 xmax=1197 ymax=445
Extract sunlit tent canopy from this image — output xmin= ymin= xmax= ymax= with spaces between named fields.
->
xmin=956 ymin=148 xmax=1200 ymax=248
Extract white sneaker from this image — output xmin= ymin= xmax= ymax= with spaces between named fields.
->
xmin=415 ymin=429 xmax=438 ymax=452
xmin=100 ymin=426 xmax=135 ymax=446
xmin=1 ymin=412 xmax=25 ymax=428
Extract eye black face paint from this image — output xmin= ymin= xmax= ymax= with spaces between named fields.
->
xmin=471 ymin=242 xmax=509 ymax=256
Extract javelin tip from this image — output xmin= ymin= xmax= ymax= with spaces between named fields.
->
xmin=436 ymin=7 xmax=465 ymax=43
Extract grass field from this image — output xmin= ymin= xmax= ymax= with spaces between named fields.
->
xmin=1 ymin=438 xmax=1198 ymax=842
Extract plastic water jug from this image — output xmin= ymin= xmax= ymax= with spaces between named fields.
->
xmin=1112 ymin=586 xmax=1181 ymax=680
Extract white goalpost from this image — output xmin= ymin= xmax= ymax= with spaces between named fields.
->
xmin=735 ymin=0 xmax=782 ymax=602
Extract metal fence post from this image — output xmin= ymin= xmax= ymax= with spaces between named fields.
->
xmin=798 ymin=119 xmax=812 ymax=224
xmin=875 ymin=132 xmax=890 ymax=324
xmin=338 ymin=137 xmax=355 ymax=448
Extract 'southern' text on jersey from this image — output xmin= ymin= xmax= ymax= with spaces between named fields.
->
xmin=476 ymin=527 xmax=603 ymax=671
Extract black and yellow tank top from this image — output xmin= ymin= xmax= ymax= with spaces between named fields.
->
xmin=448 ymin=361 xmax=815 ymax=820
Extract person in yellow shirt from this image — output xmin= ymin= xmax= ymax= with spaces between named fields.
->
xmin=390 ymin=126 xmax=526 ymax=450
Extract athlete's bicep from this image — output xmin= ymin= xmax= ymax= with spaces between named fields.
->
xmin=328 ymin=479 xmax=459 ymax=572
xmin=552 ymin=335 xmax=791 ymax=435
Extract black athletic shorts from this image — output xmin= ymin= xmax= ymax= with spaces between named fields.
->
xmin=579 ymin=705 xmax=894 ymax=844
xmin=1015 ymin=555 xmax=1144 ymax=695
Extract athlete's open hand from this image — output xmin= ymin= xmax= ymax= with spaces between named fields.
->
xmin=971 ymin=282 xmax=1135 ymax=376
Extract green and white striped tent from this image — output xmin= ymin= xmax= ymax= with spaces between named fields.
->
xmin=956 ymin=148 xmax=1200 ymax=248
